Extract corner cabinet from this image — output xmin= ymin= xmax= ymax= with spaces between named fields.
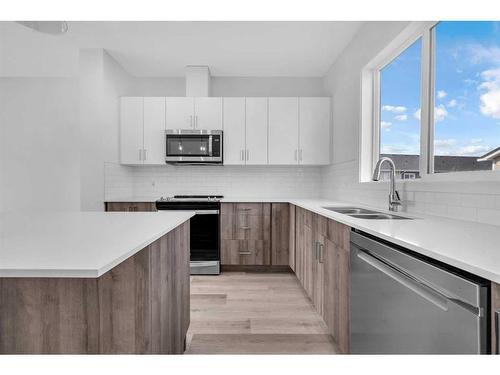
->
xmin=268 ymin=97 xmax=331 ymax=165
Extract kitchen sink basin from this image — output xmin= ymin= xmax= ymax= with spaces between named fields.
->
xmin=349 ymin=213 xmax=413 ymax=220
xmin=322 ymin=206 xmax=380 ymax=215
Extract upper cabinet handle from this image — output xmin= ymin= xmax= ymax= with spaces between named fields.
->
xmin=143 ymin=149 xmax=147 ymax=161
xmin=190 ymin=115 xmax=193 ymax=128
xmin=299 ymin=149 xmax=303 ymax=162
xmin=246 ymin=149 xmax=249 ymax=161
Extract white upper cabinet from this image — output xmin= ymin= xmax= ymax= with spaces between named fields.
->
xmin=245 ymin=98 xmax=268 ymax=165
xmin=143 ymin=97 xmax=166 ymax=165
xmin=268 ymin=97 xmax=299 ymax=165
xmin=223 ymin=98 xmax=246 ymax=165
xmin=194 ymin=97 xmax=222 ymax=130
xmin=120 ymin=97 xmax=143 ymax=165
xmin=166 ymin=97 xmax=194 ymax=129
xmin=299 ymin=97 xmax=331 ymax=165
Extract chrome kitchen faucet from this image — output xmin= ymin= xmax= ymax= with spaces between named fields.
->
xmin=372 ymin=157 xmax=402 ymax=212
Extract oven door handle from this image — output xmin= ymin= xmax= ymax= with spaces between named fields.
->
xmin=194 ymin=210 xmax=219 ymax=215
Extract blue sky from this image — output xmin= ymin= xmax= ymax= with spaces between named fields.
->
xmin=380 ymin=21 xmax=500 ymax=158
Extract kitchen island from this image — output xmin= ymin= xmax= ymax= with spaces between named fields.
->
xmin=0 ymin=211 xmax=194 ymax=354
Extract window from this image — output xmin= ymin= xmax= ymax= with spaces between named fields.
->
xmin=379 ymin=38 xmax=422 ymax=179
xmin=432 ymin=21 xmax=500 ymax=173
xmin=367 ymin=21 xmax=500 ymax=181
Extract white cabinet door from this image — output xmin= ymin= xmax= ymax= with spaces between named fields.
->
xmin=268 ymin=97 xmax=299 ymax=165
xmin=245 ymin=98 xmax=268 ymax=165
xmin=166 ymin=97 xmax=194 ymax=129
xmin=120 ymin=97 xmax=143 ymax=165
xmin=143 ymin=97 xmax=166 ymax=165
xmin=194 ymin=97 xmax=222 ymax=130
xmin=299 ymin=97 xmax=331 ymax=165
xmin=223 ymin=98 xmax=246 ymax=165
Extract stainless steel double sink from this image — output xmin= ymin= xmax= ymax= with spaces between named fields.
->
xmin=322 ymin=206 xmax=413 ymax=220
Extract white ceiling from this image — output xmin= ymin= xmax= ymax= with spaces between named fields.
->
xmin=63 ymin=21 xmax=363 ymax=77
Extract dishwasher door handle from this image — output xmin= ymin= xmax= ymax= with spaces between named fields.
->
xmin=357 ymin=251 xmax=449 ymax=312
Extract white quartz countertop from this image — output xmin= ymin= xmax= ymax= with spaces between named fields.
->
xmin=104 ymin=196 xmax=500 ymax=282
xmin=0 ymin=211 xmax=194 ymax=278
xmin=290 ymin=199 xmax=500 ymax=283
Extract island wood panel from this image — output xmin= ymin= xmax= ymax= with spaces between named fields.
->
xmin=492 ymin=281 xmax=500 ymax=354
xmin=271 ymin=203 xmax=290 ymax=266
xmin=0 ymin=278 xmax=99 ymax=354
xmin=0 ymin=221 xmax=190 ymax=354
xmin=289 ymin=204 xmax=296 ymax=271
xmin=105 ymin=202 xmax=156 ymax=212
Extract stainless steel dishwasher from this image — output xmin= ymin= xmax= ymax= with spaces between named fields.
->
xmin=350 ymin=230 xmax=489 ymax=354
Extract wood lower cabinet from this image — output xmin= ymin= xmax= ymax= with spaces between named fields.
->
xmin=293 ymin=205 xmax=351 ymax=354
xmin=105 ymin=202 xmax=156 ymax=212
xmin=221 ymin=203 xmax=271 ymax=265
xmin=271 ymin=203 xmax=291 ymax=266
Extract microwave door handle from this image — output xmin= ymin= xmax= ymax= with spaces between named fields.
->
xmin=209 ymin=135 xmax=212 ymax=155
xmin=357 ymin=251 xmax=449 ymax=312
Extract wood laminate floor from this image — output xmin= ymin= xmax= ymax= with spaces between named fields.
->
xmin=185 ymin=272 xmax=337 ymax=354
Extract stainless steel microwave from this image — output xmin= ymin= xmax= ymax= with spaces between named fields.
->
xmin=165 ymin=129 xmax=223 ymax=164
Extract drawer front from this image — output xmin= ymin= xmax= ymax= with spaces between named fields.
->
xmin=221 ymin=202 xmax=270 ymax=216
xmin=221 ymin=239 xmax=270 ymax=265
xmin=221 ymin=203 xmax=271 ymax=241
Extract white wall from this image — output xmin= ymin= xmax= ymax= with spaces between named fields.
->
xmin=0 ymin=78 xmax=80 ymax=212
xmin=211 ymin=77 xmax=325 ymax=97
xmin=79 ymin=49 xmax=134 ymax=210
xmin=321 ymin=21 xmax=500 ymax=225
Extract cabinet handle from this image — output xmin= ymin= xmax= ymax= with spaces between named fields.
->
xmin=240 ymin=226 xmax=251 ymax=230
xmin=319 ymin=243 xmax=324 ymax=263
xmin=246 ymin=149 xmax=249 ymax=161
xmin=240 ymin=150 xmax=244 ymax=161
xmin=195 ymin=115 xmax=198 ymax=128
xmin=239 ymin=251 xmax=252 ymax=255
xmin=190 ymin=115 xmax=193 ymax=128
xmin=143 ymin=149 xmax=147 ymax=161
xmin=299 ymin=149 xmax=303 ymax=162
xmin=237 ymin=208 xmax=252 ymax=211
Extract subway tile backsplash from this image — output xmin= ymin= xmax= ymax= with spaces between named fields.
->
xmin=105 ymin=160 xmax=500 ymax=226
xmin=321 ymin=160 xmax=500 ymax=226
xmin=104 ymin=162 xmax=322 ymax=201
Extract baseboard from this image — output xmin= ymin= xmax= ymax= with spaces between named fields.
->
xmin=221 ymin=265 xmax=293 ymax=273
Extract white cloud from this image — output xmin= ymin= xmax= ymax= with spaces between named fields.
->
xmin=479 ymin=69 xmax=500 ymax=119
xmin=458 ymin=144 xmax=491 ymax=156
xmin=413 ymin=105 xmax=448 ymax=122
xmin=467 ymin=44 xmax=500 ymax=65
xmin=394 ymin=114 xmax=408 ymax=121
xmin=381 ymin=144 xmax=415 ymax=154
xmin=434 ymin=139 xmax=457 ymax=156
xmin=437 ymin=90 xmax=447 ymax=99
xmin=447 ymin=99 xmax=458 ymax=108
xmin=414 ymin=108 xmax=421 ymax=120
xmin=380 ymin=121 xmax=392 ymax=131
xmin=434 ymin=104 xmax=448 ymax=122
xmin=382 ymin=105 xmax=407 ymax=113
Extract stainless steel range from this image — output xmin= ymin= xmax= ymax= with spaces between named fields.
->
xmin=156 ymin=195 xmax=222 ymax=275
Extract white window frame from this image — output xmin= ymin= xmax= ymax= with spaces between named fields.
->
xmin=360 ymin=21 xmax=500 ymax=184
